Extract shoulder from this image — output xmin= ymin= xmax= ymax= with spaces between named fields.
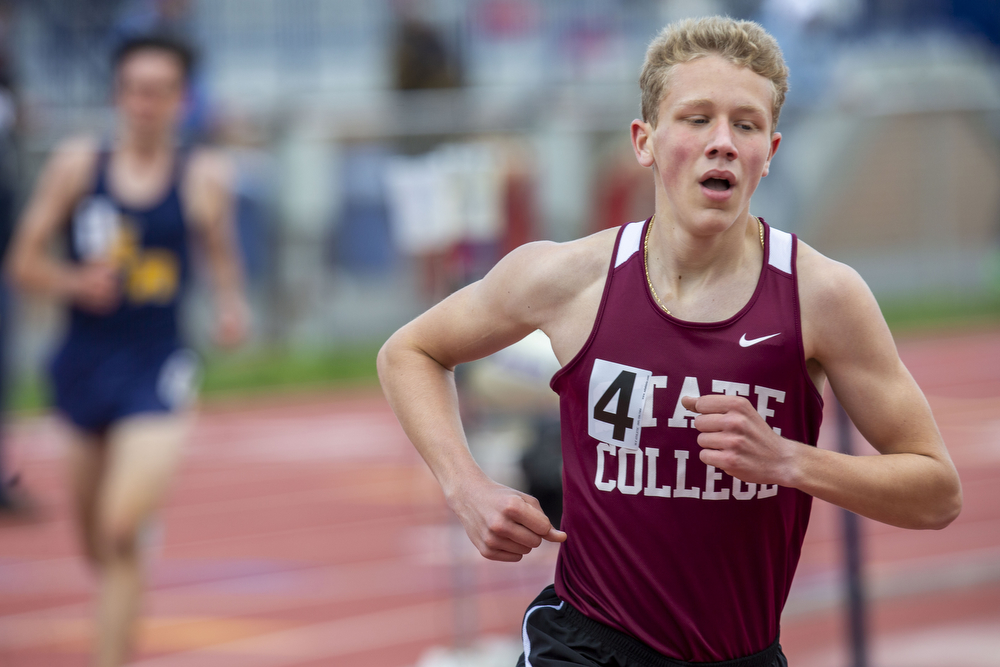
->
xmin=796 ymin=239 xmax=889 ymax=362
xmin=492 ymin=228 xmax=617 ymax=302
xmin=184 ymin=146 xmax=233 ymax=191
xmin=45 ymin=135 xmax=101 ymax=192
xmin=796 ymin=240 xmax=873 ymax=313
xmin=502 ymin=228 xmax=617 ymax=285
xmin=475 ymin=227 xmax=618 ymax=332
xmin=181 ymin=147 xmax=234 ymax=225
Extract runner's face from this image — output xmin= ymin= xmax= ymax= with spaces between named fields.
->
xmin=636 ymin=55 xmax=780 ymax=234
xmin=115 ymin=50 xmax=186 ymax=139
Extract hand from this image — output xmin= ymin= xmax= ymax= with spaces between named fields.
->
xmin=213 ymin=299 xmax=249 ymax=349
xmin=681 ymin=394 xmax=797 ymax=487
xmin=447 ymin=475 xmax=567 ymax=562
xmin=69 ymin=262 xmax=121 ymax=314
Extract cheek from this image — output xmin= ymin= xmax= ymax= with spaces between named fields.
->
xmin=743 ymin=140 xmax=773 ymax=173
xmin=657 ymin=138 xmax=698 ymax=186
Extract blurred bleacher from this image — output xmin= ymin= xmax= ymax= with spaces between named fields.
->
xmin=5 ymin=0 xmax=1000 ymax=374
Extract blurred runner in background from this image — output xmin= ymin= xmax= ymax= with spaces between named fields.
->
xmin=6 ymin=34 xmax=247 ymax=667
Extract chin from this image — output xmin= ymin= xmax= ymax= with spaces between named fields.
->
xmin=689 ymin=209 xmax=741 ymax=233
xmin=131 ymin=120 xmax=173 ymax=137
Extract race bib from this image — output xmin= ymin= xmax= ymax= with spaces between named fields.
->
xmin=587 ymin=359 xmax=652 ymax=450
xmin=73 ymin=195 xmax=120 ymax=261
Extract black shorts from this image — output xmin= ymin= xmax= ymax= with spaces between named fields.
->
xmin=517 ymin=586 xmax=788 ymax=667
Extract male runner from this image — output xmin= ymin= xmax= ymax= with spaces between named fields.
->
xmin=7 ymin=35 xmax=247 ymax=667
xmin=378 ymin=16 xmax=961 ymax=667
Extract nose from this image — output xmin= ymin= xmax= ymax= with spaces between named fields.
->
xmin=705 ymin=123 xmax=738 ymax=161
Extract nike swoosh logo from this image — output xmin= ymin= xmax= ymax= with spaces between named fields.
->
xmin=739 ymin=332 xmax=781 ymax=347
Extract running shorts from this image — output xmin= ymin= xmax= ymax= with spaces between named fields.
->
xmin=50 ymin=339 xmax=200 ymax=434
xmin=518 ymin=585 xmax=788 ymax=667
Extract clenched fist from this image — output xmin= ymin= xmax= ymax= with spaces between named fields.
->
xmin=69 ymin=262 xmax=121 ymax=314
xmin=681 ymin=394 xmax=798 ymax=488
xmin=447 ymin=475 xmax=567 ymax=562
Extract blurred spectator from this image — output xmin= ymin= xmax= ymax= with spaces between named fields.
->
xmin=334 ymin=144 xmax=396 ymax=275
xmin=392 ymin=0 xmax=463 ymax=90
xmin=211 ymin=111 xmax=277 ymax=342
xmin=591 ymin=144 xmax=655 ymax=233
xmin=212 ymin=112 xmax=274 ymax=285
xmin=114 ymin=0 xmax=192 ymax=38
xmin=475 ymin=0 xmax=540 ymax=39
xmin=499 ymin=140 xmax=538 ymax=257
xmin=757 ymin=0 xmax=861 ymax=108
xmin=0 ymin=0 xmax=26 ymax=514
xmin=385 ymin=141 xmax=505 ymax=300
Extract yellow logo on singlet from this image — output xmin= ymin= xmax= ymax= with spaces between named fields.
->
xmin=73 ymin=196 xmax=180 ymax=306
xmin=110 ymin=218 xmax=179 ymax=305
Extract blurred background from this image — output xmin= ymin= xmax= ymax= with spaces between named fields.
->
xmin=0 ymin=0 xmax=998 ymax=666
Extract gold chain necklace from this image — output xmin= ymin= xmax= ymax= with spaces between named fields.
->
xmin=643 ymin=215 xmax=764 ymax=315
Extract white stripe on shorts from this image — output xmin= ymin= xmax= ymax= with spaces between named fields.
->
xmin=522 ymin=599 xmax=565 ymax=667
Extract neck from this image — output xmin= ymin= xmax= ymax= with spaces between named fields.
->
xmin=651 ymin=208 xmax=757 ymax=272
xmin=118 ymin=127 xmax=173 ymax=160
xmin=645 ymin=205 xmax=763 ymax=314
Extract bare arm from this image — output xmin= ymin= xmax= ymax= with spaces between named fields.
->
xmin=6 ymin=137 xmax=120 ymax=311
xmin=792 ymin=245 xmax=960 ymax=527
xmin=378 ymin=238 xmax=612 ymax=561
xmin=685 ymin=242 xmax=961 ymax=529
xmin=184 ymin=149 xmax=249 ymax=348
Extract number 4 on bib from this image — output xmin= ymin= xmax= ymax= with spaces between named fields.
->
xmin=588 ymin=359 xmax=652 ymax=450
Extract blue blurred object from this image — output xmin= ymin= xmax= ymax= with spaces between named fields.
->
xmin=332 ymin=145 xmax=397 ymax=275
xmin=951 ymin=0 xmax=1000 ymax=49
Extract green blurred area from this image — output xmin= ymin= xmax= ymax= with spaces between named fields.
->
xmin=6 ymin=293 xmax=999 ymax=415
xmin=198 ymin=343 xmax=382 ymax=396
xmin=877 ymin=292 xmax=1000 ymax=336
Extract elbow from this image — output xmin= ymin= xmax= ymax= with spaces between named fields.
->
xmin=5 ymin=248 xmax=39 ymax=294
xmin=919 ymin=473 xmax=962 ymax=530
xmin=376 ymin=332 xmax=409 ymax=388
xmin=376 ymin=338 xmax=394 ymax=387
xmin=4 ymin=253 xmax=25 ymax=290
xmin=376 ymin=329 xmax=446 ymax=393
xmin=926 ymin=485 xmax=962 ymax=530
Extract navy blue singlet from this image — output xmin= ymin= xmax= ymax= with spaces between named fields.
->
xmin=50 ymin=146 xmax=199 ymax=433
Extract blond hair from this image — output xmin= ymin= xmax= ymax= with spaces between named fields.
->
xmin=639 ymin=16 xmax=789 ymax=130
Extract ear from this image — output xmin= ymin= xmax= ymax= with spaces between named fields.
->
xmin=762 ymin=131 xmax=781 ymax=177
xmin=631 ymin=119 xmax=655 ymax=168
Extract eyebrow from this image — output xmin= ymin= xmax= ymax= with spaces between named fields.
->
xmin=676 ymin=99 xmax=768 ymax=116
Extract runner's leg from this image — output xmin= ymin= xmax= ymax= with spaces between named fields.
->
xmin=64 ymin=425 xmax=109 ymax=569
xmin=93 ymin=412 xmax=191 ymax=667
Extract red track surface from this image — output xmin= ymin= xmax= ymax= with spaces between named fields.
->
xmin=2 ymin=329 xmax=998 ymax=666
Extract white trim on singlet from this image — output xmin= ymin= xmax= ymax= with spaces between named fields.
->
xmin=522 ymin=600 xmax=565 ymax=667
xmin=614 ymin=221 xmax=644 ymax=268
xmin=768 ymin=227 xmax=793 ymax=275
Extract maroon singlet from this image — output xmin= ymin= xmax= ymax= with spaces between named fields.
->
xmin=550 ymin=218 xmax=824 ymax=662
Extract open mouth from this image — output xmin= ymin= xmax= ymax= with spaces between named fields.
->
xmin=701 ymin=177 xmax=732 ymax=192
